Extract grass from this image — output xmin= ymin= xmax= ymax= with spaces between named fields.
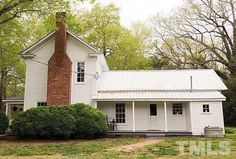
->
xmin=0 ymin=128 xmax=236 ymax=159
xmin=0 ymin=137 xmax=140 ymax=159
xmin=137 ymin=127 xmax=236 ymax=159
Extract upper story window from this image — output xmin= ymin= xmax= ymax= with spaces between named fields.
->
xmin=77 ymin=62 xmax=85 ymax=82
xmin=37 ymin=102 xmax=47 ymax=107
xmin=203 ymin=104 xmax=210 ymax=113
xmin=173 ymin=103 xmax=183 ymax=115
xmin=116 ymin=103 xmax=125 ymax=123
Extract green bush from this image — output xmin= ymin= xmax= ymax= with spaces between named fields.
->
xmin=0 ymin=111 xmax=9 ymax=134
xmin=225 ymin=127 xmax=236 ymax=134
xmin=12 ymin=106 xmax=76 ymax=138
xmin=11 ymin=103 xmax=108 ymax=139
xmin=70 ymin=103 xmax=108 ymax=138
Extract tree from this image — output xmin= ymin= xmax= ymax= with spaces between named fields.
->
xmin=0 ymin=18 xmax=26 ymax=110
xmin=223 ymin=77 xmax=236 ymax=126
xmin=80 ymin=3 xmax=120 ymax=56
xmin=0 ymin=0 xmax=70 ymax=26
xmin=79 ymin=3 xmax=152 ymax=70
xmin=106 ymin=27 xmax=151 ymax=70
xmin=151 ymin=0 xmax=236 ymax=78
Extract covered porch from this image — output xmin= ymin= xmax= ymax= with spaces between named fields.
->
xmin=2 ymin=96 xmax=24 ymax=120
xmin=95 ymin=100 xmax=192 ymax=135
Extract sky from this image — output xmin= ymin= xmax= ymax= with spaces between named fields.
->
xmin=79 ymin=0 xmax=183 ymax=28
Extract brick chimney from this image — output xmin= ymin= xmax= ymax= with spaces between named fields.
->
xmin=47 ymin=12 xmax=72 ymax=106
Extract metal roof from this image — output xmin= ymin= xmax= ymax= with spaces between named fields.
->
xmin=98 ymin=69 xmax=227 ymax=91
xmin=93 ymin=91 xmax=226 ymax=101
xmin=2 ymin=96 xmax=24 ymax=102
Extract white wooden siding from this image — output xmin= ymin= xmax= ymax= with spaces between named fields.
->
xmin=24 ymin=35 xmax=106 ymax=109
xmin=97 ymin=101 xmax=191 ymax=131
xmin=67 ymin=37 xmax=97 ymax=105
xmin=98 ymin=101 xmax=133 ymax=131
xmin=166 ymin=102 xmax=187 ymax=131
xmin=190 ymin=101 xmax=224 ymax=135
xmin=24 ymin=37 xmax=55 ymax=110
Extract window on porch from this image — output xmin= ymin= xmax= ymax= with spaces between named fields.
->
xmin=116 ymin=103 xmax=125 ymax=123
xmin=173 ymin=103 xmax=183 ymax=115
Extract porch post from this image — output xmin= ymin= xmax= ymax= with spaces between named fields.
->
xmin=164 ymin=101 xmax=168 ymax=132
xmin=94 ymin=101 xmax=97 ymax=109
xmin=5 ymin=103 xmax=9 ymax=116
xmin=132 ymin=101 xmax=135 ymax=132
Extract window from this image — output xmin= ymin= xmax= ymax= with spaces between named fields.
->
xmin=77 ymin=62 xmax=85 ymax=82
xmin=116 ymin=103 xmax=125 ymax=123
xmin=37 ymin=102 xmax=47 ymax=107
xmin=150 ymin=104 xmax=157 ymax=116
xmin=173 ymin=103 xmax=183 ymax=115
xmin=203 ymin=104 xmax=210 ymax=113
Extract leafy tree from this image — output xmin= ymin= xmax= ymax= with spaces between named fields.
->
xmin=0 ymin=18 xmax=26 ymax=110
xmin=80 ymin=3 xmax=152 ymax=69
xmin=80 ymin=3 xmax=120 ymax=56
xmin=106 ymin=27 xmax=152 ymax=70
xmin=0 ymin=0 xmax=70 ymax=26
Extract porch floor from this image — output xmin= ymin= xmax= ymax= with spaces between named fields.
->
xmin=108 ymin=130 xmax=192 ymax=137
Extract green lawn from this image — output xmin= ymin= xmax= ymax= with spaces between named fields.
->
xmin=0 ymin=128 xmax=236 ymax=159
xmin=138 ymin=127 xmax=236 ymax=159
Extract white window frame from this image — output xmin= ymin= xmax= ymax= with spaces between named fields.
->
xmin=172 ymin=103 xmax=183 ymax=115
xmin=203 ymin=104 xmax=210 ymax=113
xmin=116 ymin=103 xmax=126 ymax=123
xmin=76 ymin=62 xmax=85 ymax=83
xmin=37 ymin=102 xmax=47 ymax=107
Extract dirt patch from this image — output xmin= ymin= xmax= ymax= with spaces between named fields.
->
xmin=108 ymin=137 xmax=163 ymax=152
xmin=0 ymin=154 xmax=64 ymax=159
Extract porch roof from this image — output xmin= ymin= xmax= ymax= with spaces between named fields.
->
xmin=92 ymin=91 xmax=226 ymax=101
xmin=2 ymin=96 xmax=24 ymax=102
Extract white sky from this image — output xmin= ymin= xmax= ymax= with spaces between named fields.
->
xmin=79 ymin=0 xmax=184 ymax=28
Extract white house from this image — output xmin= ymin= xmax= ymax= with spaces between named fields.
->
xmin=17 ymin=12 xmax=227 ymax=136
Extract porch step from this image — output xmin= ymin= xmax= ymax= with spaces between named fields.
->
xmin=146 ymin=133 xmax=166 ymax=137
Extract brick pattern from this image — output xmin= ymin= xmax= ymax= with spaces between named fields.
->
xmin=47 ymin=13 xmax=72 ymax=106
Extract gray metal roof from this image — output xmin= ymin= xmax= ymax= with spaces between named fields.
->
xmin=2 ymin=96 xmax=24 ymax=102
xmin=93 ymin=91 xmax=226 ymax=101
xmin=98 ymin=69 xmax=227 ymax=91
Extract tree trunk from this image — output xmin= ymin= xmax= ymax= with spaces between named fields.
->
xmin=230 ymin=63 xmax=236 ymax=77
xmin=0 ymin=70 xmax=7 ymax=111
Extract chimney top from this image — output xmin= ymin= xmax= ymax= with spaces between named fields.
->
xmin=56 ymin=12 xmax=66 ymax=23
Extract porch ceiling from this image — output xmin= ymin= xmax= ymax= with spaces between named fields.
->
xmin=92 ymin=91 xmax=226 ymax=101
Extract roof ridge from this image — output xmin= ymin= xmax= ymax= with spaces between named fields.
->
xmin=103 ymin=69 xmax=214 ymax=72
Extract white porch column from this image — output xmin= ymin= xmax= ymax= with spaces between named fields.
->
xmin=132 ymin=101 xmax=135 ymax=132
xmin=94 ymin=101 xmax=97 ymax=109
xmin=164 ymin=101 xmax=168 ymax=132
xmin=5 ymin=103 xmax=9 ymax=116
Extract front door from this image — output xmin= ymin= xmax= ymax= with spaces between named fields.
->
xmin=149 ymin=104 xmax=158 ymax=130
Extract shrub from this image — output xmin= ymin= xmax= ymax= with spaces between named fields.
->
xmin=12 ymin=106 xmax=76 ymax=138
xmin=12 ymin=103 xmax=108 ymax=139
xmin=0 ymin=111 xmax=9 ymax=134
xmin=70 ymin=103 xmax=108 ymax=138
